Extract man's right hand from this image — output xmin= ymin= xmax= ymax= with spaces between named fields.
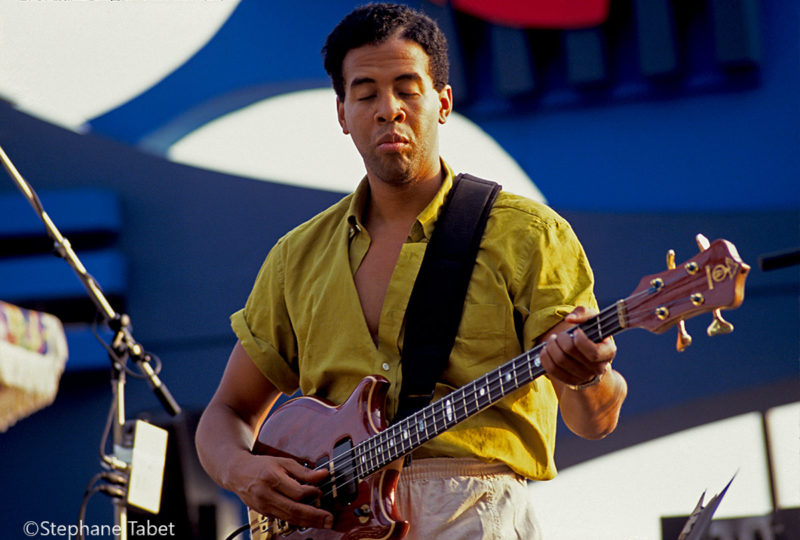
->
xmin=228 ymin=453 xmax=333 ymax=530
xmin=195 ymin=341 xmax=334 ymax=530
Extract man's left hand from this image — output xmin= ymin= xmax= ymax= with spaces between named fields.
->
xmin=539 ymin=306 xmax=617 ymax=388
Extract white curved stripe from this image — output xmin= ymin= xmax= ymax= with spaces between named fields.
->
xmin=0 ymin=0 xmax=240 ymax=130
xmin=167 ymin=88 xmax=545 ymax=202
xmin=530 ymin=407 xmax=800 ymax=539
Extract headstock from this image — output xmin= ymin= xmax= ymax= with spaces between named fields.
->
xmin=622 ymin=234 xmax=750 ymax=350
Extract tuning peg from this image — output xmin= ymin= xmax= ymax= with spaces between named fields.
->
xmin=666 ymin=249 xmax=676 ymax=269
xmin=666 ymin=249 xmax=693 ymax=351
xmin=696 ymin=233 xmax=711 ymax=251
xmin=676 ymin=323 xmax=693 ymax=351
xmin=708 ymin=309 xmax=734 ymax=336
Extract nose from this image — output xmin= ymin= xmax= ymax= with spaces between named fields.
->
xmin=375 ymin=93 xmax=405 ymax=124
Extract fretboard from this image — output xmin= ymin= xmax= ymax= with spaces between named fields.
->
xmin=350 ymin=300 xmax=628 ymax=479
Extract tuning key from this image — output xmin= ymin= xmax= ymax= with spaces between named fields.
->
xmin=676 ymin=324 xmax=693 ymax=352
xmin=667 ymin=249 xmax=693 ymax=352
xmin=708 ymin=309 xmax=734 ymax=336
xmin=696 ymin=233 xmax=711 ymax=251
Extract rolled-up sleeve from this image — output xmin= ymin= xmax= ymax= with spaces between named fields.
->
xmin=515 ymin=213 xmax=597 ymax=349
xmin=230 ymin=240 xmax=300 ymax=395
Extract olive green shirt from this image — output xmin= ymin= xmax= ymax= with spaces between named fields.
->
xmin=231 ymin=162 xmax=597 ymax=480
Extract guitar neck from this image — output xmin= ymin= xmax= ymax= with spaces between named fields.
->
xmin=351 ymin=301 xmax=628 ymax=479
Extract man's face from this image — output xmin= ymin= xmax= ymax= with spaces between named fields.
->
xmin=337 ymin=35 xmax=452 ymax=187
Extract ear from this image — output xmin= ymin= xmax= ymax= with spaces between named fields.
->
xmin=438 ymin=85 xmax=453 ymax=124
xmin=337 ymin=97 xmax=349 ymax=135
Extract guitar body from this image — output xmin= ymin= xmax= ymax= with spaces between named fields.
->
xmin=249 ymin=376 xmax=409 ymax=540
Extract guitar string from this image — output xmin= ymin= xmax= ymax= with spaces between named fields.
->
xmin=308 ymin=287 xmax=662 ymax=496
xmin=304 ymin=276 xmax=704 ymax=500
xmin=311 ymin=308 xmax=670 ymax=498
xmin=309 ymin=303 xmax=624 ymax=496
xmin=309 ymin=358 xmax=542 ymax=497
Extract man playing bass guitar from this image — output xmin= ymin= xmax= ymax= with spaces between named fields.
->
xmin=196 ymin=4 xmax=628 ymax=538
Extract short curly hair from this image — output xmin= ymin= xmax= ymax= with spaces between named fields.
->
xmin=322 ymin=3 xmax=449 ymax=100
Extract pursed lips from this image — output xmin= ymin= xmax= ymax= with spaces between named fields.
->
xmin=375 ymin=132 xmax=410 ymax=152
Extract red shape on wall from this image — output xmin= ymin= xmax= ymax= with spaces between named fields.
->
xmin=429 ymin=0 xmax=610 ymax=29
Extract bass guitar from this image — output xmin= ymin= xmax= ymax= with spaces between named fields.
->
xmin=248 ymin=235 xmax=749 ymax=540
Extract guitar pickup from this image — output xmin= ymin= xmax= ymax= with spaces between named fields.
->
xmin=323 ymin=437 xmax=358 ymax=508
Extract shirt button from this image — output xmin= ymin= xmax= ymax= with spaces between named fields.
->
xmin=381 ymin=362 xmax=390 ymax=371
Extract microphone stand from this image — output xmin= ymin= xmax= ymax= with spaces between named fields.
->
xmin=0 ymin=144 xmax=181 ymax=540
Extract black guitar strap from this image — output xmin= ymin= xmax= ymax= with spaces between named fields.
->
xmin=394 ymin=173 xmax=501 ymax=422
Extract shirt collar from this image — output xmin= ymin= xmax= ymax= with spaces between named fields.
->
xmin=345 ymin=159 xmax=456 ymax=242
xmin=346 ymin=176 xmax=369 ymax=238
xmin=413 ymin=159 xmax=455 ymax=241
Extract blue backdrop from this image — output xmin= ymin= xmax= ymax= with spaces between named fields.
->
xmin=0 ymin=1 xmax=797 ymax=538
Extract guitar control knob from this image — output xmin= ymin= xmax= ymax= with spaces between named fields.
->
xmin=354 ymin=504 xmax=371 ymax=524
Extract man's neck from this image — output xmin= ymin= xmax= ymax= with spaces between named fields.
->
xmin=364 ymin=168 xmax=444 ymax=230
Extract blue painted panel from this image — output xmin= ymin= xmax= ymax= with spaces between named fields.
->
xmin=63 ymin=324 xmax=114 ymax=371
xmin=0 ymin=250 xmax=126 ymax=302
xmin=0 ymin=188 xmax=120 ymax=238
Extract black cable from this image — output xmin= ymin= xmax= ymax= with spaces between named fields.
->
xmin=224 ymin=522 xmax=251 ymax=540
xmin=91 ymin=314 xmax=118 ymax=363
xmin=77 ymin=473 xmax=128 ymax=540
xmin=76 ymin=475 xmax=106 ymax=540
xmin=98 ymin=387 xmax=117 ymax=461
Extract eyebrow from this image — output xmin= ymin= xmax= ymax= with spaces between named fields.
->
xmin=349 ymin=72 xmax=424 ymax=89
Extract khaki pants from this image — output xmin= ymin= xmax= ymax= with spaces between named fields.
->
xmin=395 ymin=458 xmax=543 ymax=540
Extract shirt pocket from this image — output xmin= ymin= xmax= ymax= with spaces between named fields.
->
xmin=452 ymin=303 xmax=508 ymax=368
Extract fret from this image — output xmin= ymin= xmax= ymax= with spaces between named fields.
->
xmin=365 ymin=443 xmax=377 ymax=477
xmin=374 ymin=437 xmax=384 ymax=471
xmin=367 ymin=441 xmax=376 ymax=473
xmin=465 ymin=385 xmax=475 ymax=417
xmin=458 ymin=388 xmax=467 ymax=423
xmin=360 ymin=444 xmax=369 ymax=476
xmin=391 ymin=427 xmax=401 ymax=460
xmin=527 ymin=352 xmax=534 ymax=380
xmin=377 ymin=439 xmax=386 ymax=467
xmin=358 ymin=449 xmax=367 ymax=478
xmin=401 ymin=424 xmax=410 ymax=454
xmin=430 ymin=403 xmax=440 ymax=433
xmin=425 ymin=408 xmax=432 ymax=438
xmin=384 ymin=430 xmax=393 ymax=464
